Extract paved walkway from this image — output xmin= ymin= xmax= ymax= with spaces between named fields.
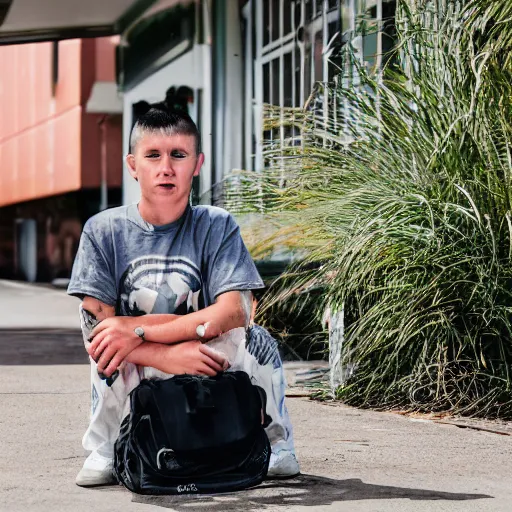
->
xmin=0 ymin=279 xmax=80 ymax=329
xmin=1 ymin=280 xmax=511 ymax=511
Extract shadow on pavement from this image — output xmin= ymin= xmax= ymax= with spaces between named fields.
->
xmin=130 ymin=474 xmax=492 ymax=510
xmin=0 ymin=329 xmax=86 ymax=365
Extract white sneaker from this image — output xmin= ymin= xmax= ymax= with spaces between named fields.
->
xmin=266 ymin=452 xmax=300 ymax=479
xmin=76 ymin=451 xmax=116 ymax=487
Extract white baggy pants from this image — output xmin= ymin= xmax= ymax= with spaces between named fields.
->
xmin=79 ymin=305 xmax=296 ymax=460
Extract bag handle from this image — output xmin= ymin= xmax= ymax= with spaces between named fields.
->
xmin=254 ymin=385 xmax=272 ymax=428
xmin=183 ymin=377 xmax=215 ymax=415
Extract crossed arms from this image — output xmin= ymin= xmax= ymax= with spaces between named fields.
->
xmin=82 ymin=290 xmax=252 ymax=378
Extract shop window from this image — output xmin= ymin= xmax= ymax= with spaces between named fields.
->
xmin=117 ymin=2 xmax=195 ymax=88
xmin=284 ymin=52 xmax=293 ymax=107
xmin=263 ymin=0 xmax=270 ymax=45
xmin=271 ymin=0 xmax=280 ymax=41
xmin=283 ymin=0 xmax=293 ymax=35
xmin=247 ymin=0 xmax=398 ymax=169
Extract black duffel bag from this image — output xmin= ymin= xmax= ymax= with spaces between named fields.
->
xmin=113 ymin=371 xmax=271 ymax=495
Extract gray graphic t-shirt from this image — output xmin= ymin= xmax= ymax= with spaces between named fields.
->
xmin=67 ymin=204 xmax=264 ymax=316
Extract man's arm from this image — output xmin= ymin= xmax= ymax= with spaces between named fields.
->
xmin=82 ymin=296 xmax=116 ymax=322
xmin=88 ymin=291 xmax=251 ymax=377
xmin=79 ymin=297 xmax=116 ymax=349
xmin=141 ymin=290 xmax=252 ymax=343
xmin=125 ymin=341 xmax=228 ymax=376
xmin=82 ymin=295 xmax=233 ymax=377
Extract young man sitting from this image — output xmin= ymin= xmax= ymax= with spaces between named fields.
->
xmin=68 ymin=107 xmax=300 ymax=487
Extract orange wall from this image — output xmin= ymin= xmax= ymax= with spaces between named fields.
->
xmin=80 ymin=37 xmax=123 ymax=189
xmin=95 ymin=36 xmax=119 ymax=82
xmin=81 ymin=113 xmax=123 ymax=189
xmin=0 ymin=37 xmax=122 ymax=208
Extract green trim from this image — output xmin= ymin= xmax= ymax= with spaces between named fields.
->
xmin=119 ymin=39 xmax=193 ymax=91
xmin=117 ymin=2 xmax=195 ymax=90
xmin=115 ymin=0 xmax=159 ymax=34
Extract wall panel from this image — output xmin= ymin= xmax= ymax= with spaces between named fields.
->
xmin=0 ymin=41 xmax=83 ymax=207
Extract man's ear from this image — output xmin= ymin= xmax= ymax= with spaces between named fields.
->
xmin=193 ymin=153 xmax=205 ymax=177
xmin=126 ymin=154 xmax=138 ymax=181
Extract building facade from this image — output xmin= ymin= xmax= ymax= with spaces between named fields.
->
xmin=118 ymin=0 xmax=396 ymax=206
xmin=0 ymin=0 xmax=396 ymax=281
xmin=0 ymin=37 xmax=123 ymax=281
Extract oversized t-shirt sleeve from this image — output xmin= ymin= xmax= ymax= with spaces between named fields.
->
xmin=67 ymin=229 xmax=117 ymax=306
xmin=205 ymin=214 xmax=265 ymax=301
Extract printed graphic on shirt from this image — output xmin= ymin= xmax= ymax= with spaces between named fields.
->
xmin=117 ymin=256 xmax=203 ymax=316
xmin=91 ymin=384 xmax=99 ymax=414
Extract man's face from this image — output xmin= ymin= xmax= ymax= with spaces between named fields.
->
xmin=126 ymin=131 xmax=203 ymax=206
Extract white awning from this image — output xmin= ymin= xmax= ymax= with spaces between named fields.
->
xmin=86 ymin=81 xmax=123 ymax=115
xmin=0 ymin=0 xmax=152 ymax=44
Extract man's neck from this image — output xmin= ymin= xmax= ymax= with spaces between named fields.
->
xmin=137 ymin=198 xmax=189 ymax=226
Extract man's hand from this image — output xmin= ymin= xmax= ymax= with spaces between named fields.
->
xmin=88 ymin=316 xmax=143 ymax=377
xmin=159 ymin=341 xmax=230 ymax=376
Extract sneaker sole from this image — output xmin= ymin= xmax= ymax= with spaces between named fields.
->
xmin=75 ymin=470 xmax=117 ymax=488
xmin=76 ymin=478 xmax=117 ymax=488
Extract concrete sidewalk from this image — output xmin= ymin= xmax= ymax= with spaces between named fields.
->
xmin=0 ymin=279 xmax=80 ymax=329
xmin=1 ymin=280 xmax=511 ymax=511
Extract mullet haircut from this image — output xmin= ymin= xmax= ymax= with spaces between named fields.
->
xmin=129 ymin=107 xmax=201 ymax=154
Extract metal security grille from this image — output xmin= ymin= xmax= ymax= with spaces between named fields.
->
xmin=243 ymin=0 xmax=396 ymax=171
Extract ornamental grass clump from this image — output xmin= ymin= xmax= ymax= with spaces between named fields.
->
xmin=225 ymin=0 xmax=512 ymax=418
